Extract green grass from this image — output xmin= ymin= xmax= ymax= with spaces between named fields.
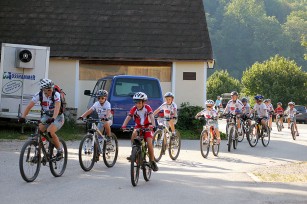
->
xmin=178 ymin=129 xmax=227 ymax=140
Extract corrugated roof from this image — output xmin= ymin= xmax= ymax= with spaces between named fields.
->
xmin=0 ymin=0 xmax=213 ymax=61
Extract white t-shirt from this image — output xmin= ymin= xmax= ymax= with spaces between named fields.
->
xmin=224 ymin=100 xmax=244 ymax=114
xmin=32 ymin=91 xmax=61 ymax=112
xmin=285 ymin=108 xmax=297 ymax=118
xmin=253 ymin=103 xmax=268 ymax=118
xmin=199 ymin=108 xmax=218 ymax=119
xmin=90 ymin=101 xmax=111 ymax=119
xmin=158 ymin=102 xmax=177 ymax=118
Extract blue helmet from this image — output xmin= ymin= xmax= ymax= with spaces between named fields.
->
xmin=254 ymin=95 xmax=264 ymax=101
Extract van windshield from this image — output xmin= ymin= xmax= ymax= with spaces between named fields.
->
xmin=114 ymin=78 xmax=161 ymax=98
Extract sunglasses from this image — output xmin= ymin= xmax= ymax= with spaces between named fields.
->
xmin=206 ymin=106 xmax=213 ymax=108
xmin=133 ymin=99 xmax=142 ymax=104
xmin=98 ymin=97 xmax=106 ymax=100
xmin=43 ymin=89 xmax=53 ymax=93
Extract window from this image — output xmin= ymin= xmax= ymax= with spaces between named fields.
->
xmin=183 ymin=72 xmax=196 ymax=80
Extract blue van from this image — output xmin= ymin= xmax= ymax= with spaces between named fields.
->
xmin=84 ymin=75 xmax=163 ymax=129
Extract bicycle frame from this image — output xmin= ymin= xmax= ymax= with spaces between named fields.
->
xmin=156 ymin=118 xmax=172 ymax=148
xmin=86 ymin=119 xmax=108 ymax=153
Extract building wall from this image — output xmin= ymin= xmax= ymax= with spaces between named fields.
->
xmin=173 ymin=61 xmax=207 ymax=108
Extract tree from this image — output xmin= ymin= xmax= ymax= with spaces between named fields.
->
xmin=207 ymin=70 xmax=242 ymax=100
xmin=242 ymin=55 xmax=307 ymax=106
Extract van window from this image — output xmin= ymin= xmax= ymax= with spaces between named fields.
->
xmin=114 ymin=78 xmax=160 ymax=98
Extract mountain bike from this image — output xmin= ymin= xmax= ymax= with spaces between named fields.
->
xmin=125 ymin=127 xmax=152 ymax=187
xmin=238 ymin=114 xmax=251 ymax=142
xmin=285 ymin=114 xmax=298 ymax=140
xmin=152 ymin=117 xmax=181 ymax=162
xmin=275 ymin=114 xmax=284 ymax=132
xmin=225 ymin=113 xmax=239 ymax=152
xmin=78 ymin=118 xmax=118 ymax=171
xmin=248 ymin=117 xmax=270 ymax=147
xmin=197 ymin=116 xmax=220 ymax=158
xmin=19 ymin=120 xmax=68 ymax=182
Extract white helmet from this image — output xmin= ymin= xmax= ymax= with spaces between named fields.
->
xmin=133 ymin=92 xmax=148 ymax=101
xmin=164 ymin=92 xmax=174 ymax=98
xmin=39 ymin=78 xmax=54 ymax=89
xmin=288 ymin=101 xmax=295 ymax=105
xmin=205 ymin=100 xmax=215 ymax=106
xmin=96 ymin=90 xmax=108 ymax=97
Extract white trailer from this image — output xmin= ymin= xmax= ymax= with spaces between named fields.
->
xmin=0 ymin=43 xmax=50 ymax=120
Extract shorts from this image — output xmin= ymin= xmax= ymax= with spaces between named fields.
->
xmin=97 ymin=120 xmax=113 ymax=132
xmin=256 ymin=117 xmax=268 ymax=124
xmin=288 ymin=116 xmax=296 ymax=122
xmin=134 ymin=125 xmax=153 ymax=140
xmin=41 ymin=114 xmax=64 ymax=130
xmin=207 ymin=120 xmax=219 ymax=129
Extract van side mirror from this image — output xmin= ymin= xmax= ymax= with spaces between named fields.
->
xmin=84 ymin=90 xmax=91 ymax=96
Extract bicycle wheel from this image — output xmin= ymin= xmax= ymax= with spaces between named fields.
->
xmin=152 ymin=129 xmax=164 ymax=162
xmin=142 ymin=152 xmax=151 ymax=182
xmin=79 ymin=134 xmax=96 ymax=171
xmin=261 ymin=126 xmax=271 ymax=147
xmin=212 ymin=135 xmax=220 ymax=157
xmin=290 ymin=123 xmax=296 ymax=140
xmin=49 ymin=138 xmax=67 ymax=177
xmin=131 ymin=146 xmax=141 ymax=187
xmin=227 ymin=127 xmax=233 ymax=152
xmin=238 ymin=121 xmax=244 ymax=142
xmin=168 ymin=131 xmax=181 ymax=160
xmin=247 ymin=124 xmax=258 ymax=147
xmin=200 ymin=130 xmax=210 ymax=158
xmin=233 ymin=128 xmax=238 ymax=149
xmin=276 ymin=120 xmax=282 ymax=132
xmin=19 ymin=139 xmax=41 ymax=182
xmin=103 ymin=133 xmax=118 ymax=168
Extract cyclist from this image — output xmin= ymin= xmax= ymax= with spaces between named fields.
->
xmin=78 ymin=90 xmax=113 ymax=143
xmin=223 ymin=91 xmax=244 ymax=135
xmin=153 ymin=92 xmax=178 ymax=140
xmin=241 ymin=97 xmax=251 ymax=126
xmin=264 ymin=99 xmax=274 ymax=130
xmin=285 ymin=102 xmax=299 ymax=136
xmin=19 ymin=78 xmax=64 ymax=158
xmin=121 ymin=92 xmax=158 ymax=172
xmin=274 ymin=102 xmax=284 ymax=128
xmin=249 ymin=95 xmax=268 ymax=130
xmin=195 ymin=100 xmax=221 ymax=144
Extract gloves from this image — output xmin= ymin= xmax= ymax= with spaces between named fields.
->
xmin=77 ymin=116 xmax=83 ymax=120
xmin=18 ymin=117 xmax=26 ymax=123
xmin=46 ymin=118 xmax=55 ymax=124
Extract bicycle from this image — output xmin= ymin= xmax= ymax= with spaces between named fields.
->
xmin=285 ymin=114 xmax=297 ymax=140
xmin=78 ymin=118 xmax=118 ymax=171
xmin=197 ymin=116 xmax=220 ymax=158
xmin=225 ymin=113 xmax=239 ymax=152
xmin=19 ymin=120 xmax=68 ymax=182
xmin=124 ymin=127 xmax=152 ymax=187
xmin=275 ymin=114 xmax=284 ymax=132
xmin=248 ymin=117 xmax=270 ymax=147
xmin=238 ymin=114 xmax=251 ymax=142
xmin=152 ymin=117 xmax=181 ymax=162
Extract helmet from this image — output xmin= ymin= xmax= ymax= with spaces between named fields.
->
xmin=288 ymin=101 xmax=295 ymax=105
xmin=241 ymin=97 xmax=248 ymax=103
xmin=205 ymin=100 xmax=215 ymax=106
xmin=231 ymin=91 xmax=238 ymax=96
xmin=254 ymin=95 xmax=263 ymax=101
xmin=96 ymin=90 xmax=108 ymax=97
xmin=277 ymin=102 xmax=282 ymax=105
xmin=164 ymin=92 xmax=174 ymax=98
xmin=264 ymin=99 xmax=268 ymax=103
xmin=267 ymin=99 xmax=271 ymax=101
xmin=39 ymin=78 xmax=54 ymax=89
xmin=133 ymin=92 xmax=148 ymax=101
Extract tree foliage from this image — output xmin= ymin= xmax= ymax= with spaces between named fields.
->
xmin=242 ymin=55 xmax=307 ymax=106
xmin=207 ymin=70 xmax=242 ymax=100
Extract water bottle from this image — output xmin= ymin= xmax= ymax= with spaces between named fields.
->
xmin=42 ymin=136 xmax=48 ymax=149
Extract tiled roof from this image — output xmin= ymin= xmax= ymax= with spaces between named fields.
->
xmin=0 ymin=0 xmax=213 ymax=61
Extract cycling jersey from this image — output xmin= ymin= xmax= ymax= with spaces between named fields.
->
xmin=129 ymin=104 xmax=153 ymax=126
xmin=252 ymin=103 xmax=268 ymax=118
xmin=199 ymin=108 xmax=218 ymax=119
xmin=285 ymin=108 xmax=297 ymax=118
xmin=242 ymin=103 xmax=251 ymax=114
xmin=157 ymin=102 xmax=177 ymax=118
xmin=224 ymin=100 xmax=244 ymax=114
xmin=275 ymin=107 xmax=284 ymax=115
xmin=32 ymin=91 xmax=60 ymax=112
xmin=90 ymin=101 xmax=112 ymax=119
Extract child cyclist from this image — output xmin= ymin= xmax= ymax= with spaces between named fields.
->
xmin=78 ymin=90 xmax=113 ymax=142
xmin=249 ymin=95 xmax=269 ymax=129
xmin=195 ymin=100 xmax=221 ymax=144
xmin=153 ymin=92 xmax=178 ymax=140
xmin=285 ymin=102 xmax=299 ymax=136
xmin=264 ymin=99 xmax=274 ymax=130
xmin=121 ymin=92 xmax=158 ymax=172
xmin=241 ymin=97 xmax=252 ymax=125
xmin=274 ymin=102 xmax=284 ymax=128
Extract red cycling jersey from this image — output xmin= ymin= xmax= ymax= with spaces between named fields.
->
xmin=275 ymin=107 xmax=284 ymax=115
xmin=129 ymin=104 xmax=153 ymax=127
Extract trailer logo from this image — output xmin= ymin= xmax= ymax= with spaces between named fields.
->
xmin=3 ymin=72 xmax=35 ymax=80
xmin=2 ymin=80 xmax=23 ymax=94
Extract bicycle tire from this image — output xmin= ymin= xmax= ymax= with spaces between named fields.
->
xmin=238 ymin=121 xmax=244 ymax=142
xmin=131 ymin=146 xmax=141 ymax=187
xmin=276 ymin=120 xmax=282 ymax=132
xmin=261 ymin=126 xmax=271 ymax=147
xmin=290 ymin=123 xmax=296 ymax=140
xmin=153 ymin=129 xmax=164 ymax=162
xmin=200 ymin=130 xmax=210 ymax=158
xmin=233 ymin=128 xmax=238 ymax=149
xmin=247 ymin=124 xmax=258 ymax=147
xmin=78 ymin=134 xmax=96 ymax=171
xmin=19 ymin=139 xmax=41 ymax=182
xmin=168 ymin=131 xmax=181 ymax=160
xmin=49 ymin=138 xmax=67 ymax=177
xmin=142 ymin=152 xmax=151 ymax=182
xmin=227 ymin=127 xmax=233 ymax=152
xmin=103 ymin=133 xmax=118 ymax=168
xmin=212 ymin=135 xmax=220 ymax=156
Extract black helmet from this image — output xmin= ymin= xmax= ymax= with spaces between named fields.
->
xmin=231 ymin=91 xmax=238 ymax=96
xmin=241 ymin=97 xmax=248 ymax=103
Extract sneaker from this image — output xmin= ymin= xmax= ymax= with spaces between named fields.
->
xmin=95 ymin=153 xmax=100 ymax=162
xmin=56 ymin=149 xmax=63 ymax=161
xmin=151 ymin=161 xmax=159 ymax=172
xmin=296 ymin=132 xmax=299 ymax=136
xmin=126 ymin=155 xmax=131 ymax=161
xmin=288 ymin=126 xmax=290 ymax=129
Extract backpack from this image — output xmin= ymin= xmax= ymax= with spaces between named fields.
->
xmin=39 ymin=85 xmax=67 ymax=115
